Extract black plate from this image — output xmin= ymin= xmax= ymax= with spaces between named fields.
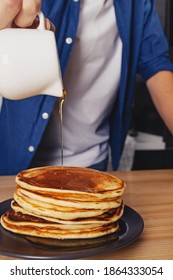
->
xmin=0 ymin=199 xmax=144 ymax=259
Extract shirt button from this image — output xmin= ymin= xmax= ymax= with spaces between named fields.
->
xmin=73 ymin=0 xmax=79 ymax=2
xmin=66 ymin=37 xmax=73 ymax=44
xmin=28 ymin=146 xmax=35 ymax=152
xmin=42 ymin=112 xmax=49 ymax=120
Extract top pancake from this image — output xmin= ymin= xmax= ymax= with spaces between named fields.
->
xmin=16 ymin=166 xmax=125 ymax=195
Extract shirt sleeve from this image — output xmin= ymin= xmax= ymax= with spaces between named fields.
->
xmin=137 ymin=0 xmax=173 ymax=81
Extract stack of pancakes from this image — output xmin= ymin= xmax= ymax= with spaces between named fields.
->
xmin=1 ymin=166 xmax=125 ymax=239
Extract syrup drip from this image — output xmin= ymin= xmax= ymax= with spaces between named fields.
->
xmin=59 ymin=89 xmax=67 ymax=168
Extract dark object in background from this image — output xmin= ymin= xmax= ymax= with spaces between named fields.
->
xmin=131 ymin=0 xmax=173 ymax=170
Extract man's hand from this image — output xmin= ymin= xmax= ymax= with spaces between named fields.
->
xmin=0 ymin=0 xmax=54 ymax=31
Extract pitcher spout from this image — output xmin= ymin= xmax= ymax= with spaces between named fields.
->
xmin=41 ymin=80 xmax=64 ymax=97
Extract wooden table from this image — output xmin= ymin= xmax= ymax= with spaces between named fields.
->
xmin=0 ymin=169 xmax=173 ymax=260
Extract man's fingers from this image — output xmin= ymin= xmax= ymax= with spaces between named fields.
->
xmin=0 ymin=1 xmax=53 ymax=31
xmin=0 ymin=0 xmax=22 ymax=29
xmin=45 ymin=18 xmax=55 ymax=32
xmin=12 ymin=17 xmax=39 ymax=29
xmin=12 ymin=17 xmax=55 ymax=32
xmin=14 ymin=0 xmax=41 ymax=28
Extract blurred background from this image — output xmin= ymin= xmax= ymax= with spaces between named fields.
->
xmin=129 ymin=0 xmax=173 ymax=170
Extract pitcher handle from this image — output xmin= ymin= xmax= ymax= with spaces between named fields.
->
xmin=37 ymin=11 xmax=46 ymax=30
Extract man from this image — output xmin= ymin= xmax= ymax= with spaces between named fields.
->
xmin=0 ymin=0 xmax=173 ymax=175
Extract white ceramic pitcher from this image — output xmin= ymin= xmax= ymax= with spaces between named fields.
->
xmin=0 ymin=12 xmax=64 ymax=100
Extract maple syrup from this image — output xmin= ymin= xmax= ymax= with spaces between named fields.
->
xmin=59 ymin=89 xmax=67 ymax=168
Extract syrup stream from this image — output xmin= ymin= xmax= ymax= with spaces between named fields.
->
xmin=59 ymin=90 xmax=67 ymax=168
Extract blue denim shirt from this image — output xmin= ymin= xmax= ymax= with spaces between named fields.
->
xmin=1 ymin=0 xmax=173 ymax=175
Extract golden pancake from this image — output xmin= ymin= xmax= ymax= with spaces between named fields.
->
xmin=1 ymin=166 xmax=125 ymax=240
xmin=1 ymin=209 xmax=119 ymax=239
xmin=14 ymin=191 xmax=112 ymax=220
xmin=16 ymin=186 xmax=121 ymax=209
xmin=11 ymin=200 xmax=124 ymax=225
xmin=16 ymin=166 xmax=125 ymax=200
